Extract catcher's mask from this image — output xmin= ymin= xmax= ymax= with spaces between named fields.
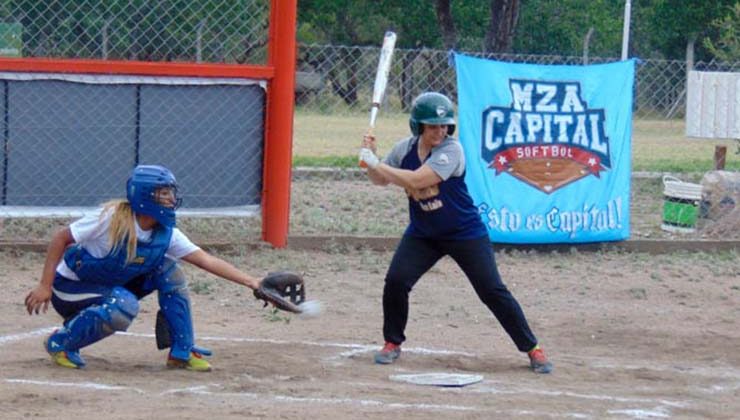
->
xmin=126 ymin=165 xmax=182 ymax=227
xmin=409 ymin=92 xmax=456 ymax=136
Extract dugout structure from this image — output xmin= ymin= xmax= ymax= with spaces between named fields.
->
xmin=0 ymin=0 xmax=297 ymax=247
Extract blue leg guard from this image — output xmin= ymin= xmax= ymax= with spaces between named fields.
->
xmin=46 ymin=287 xmax=139 ymax=353
xmin=154 ymin=259 xmax=196 ymax=361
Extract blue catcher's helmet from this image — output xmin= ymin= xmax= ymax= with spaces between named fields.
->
xmin=126 ymin=165 xmax=181 ymax=227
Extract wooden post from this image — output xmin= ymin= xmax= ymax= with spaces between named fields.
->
xmin=714 ymin=145 xmax=727 ymax=170
xmin=583 ymin=27 xmax=594 ymax=65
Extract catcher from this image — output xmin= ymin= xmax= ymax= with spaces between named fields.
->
xmin=24 ymin=164 xmax=305 ymax=372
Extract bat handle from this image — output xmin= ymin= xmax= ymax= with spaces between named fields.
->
xmin=359 ymin=126 xmax=375 ymax=168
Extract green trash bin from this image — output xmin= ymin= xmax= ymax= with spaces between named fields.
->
xmin=661 ymin=175 xmax=703 ymax=233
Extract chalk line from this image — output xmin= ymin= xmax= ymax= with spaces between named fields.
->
xmin=5 ymin=378 xmax=145 ymax=393
xmin=0 ymin=327 xmax=55 ymax=346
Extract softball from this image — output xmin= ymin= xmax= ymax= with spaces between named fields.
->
xmin=298 ymin=300 xmax=323 ymax=317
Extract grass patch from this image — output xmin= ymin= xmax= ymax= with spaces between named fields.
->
xmin=293 ymin=155 xmax=357 ymax=167
xmin=294 ymin=113 xmax=739 ymax=172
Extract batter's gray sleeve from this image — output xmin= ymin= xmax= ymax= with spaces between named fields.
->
xmin=426 ymin=138 xmax=465 ymax=181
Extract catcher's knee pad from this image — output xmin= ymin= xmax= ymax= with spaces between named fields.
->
xmin=49 ymin=287 xmax=139 ymax=351
xmin=106 ymin=287 xmax=140 ymax=330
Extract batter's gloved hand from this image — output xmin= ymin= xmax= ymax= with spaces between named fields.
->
xmin=254 ymin=271 xmax=305 ymax=314
xmin=359 ymin=148 xmax=380 ymax=169
xmin=361 ymin=133 xmax=377 ymax=153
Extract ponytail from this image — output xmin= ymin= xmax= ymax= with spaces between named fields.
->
xmin=101 ymin=199 xmax=137 ymax=264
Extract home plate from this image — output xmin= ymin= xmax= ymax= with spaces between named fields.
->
xmin=389 ymin=372 xmax=484 ymax=387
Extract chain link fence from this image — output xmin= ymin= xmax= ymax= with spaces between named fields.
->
xmin=296 ymin=43 xmax=740 ymax=120
xmin=0 ymin=2 xmax=737 ymax=242
xmin=294 ymin=44 xmax=738 ymax=174
xmin=0 ymin=1 xmax=270 ymax=241
xmin=1 ymin=73 xmax=265 ymax=208
xmin=0 ymin=0 xmax=270 ymax=64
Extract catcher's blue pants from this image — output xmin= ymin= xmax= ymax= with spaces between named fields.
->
xmin=50 ymin=260 xmax=195 ymax=359
xmin=382 ymin=235 xmax=538 ymax=352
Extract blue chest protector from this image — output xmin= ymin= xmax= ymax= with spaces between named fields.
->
xmin=64 ymin=227 xmax=173 ymax=286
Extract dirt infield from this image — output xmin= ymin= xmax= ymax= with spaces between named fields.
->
xmin=2 ymin=246 xmax=738 ymax=419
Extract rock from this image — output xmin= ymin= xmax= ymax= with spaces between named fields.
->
xmin=700 ymin=170 xmax=740 ymax=220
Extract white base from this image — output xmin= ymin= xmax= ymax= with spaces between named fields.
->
xmin=390 ymin=372 xmax=484 ymax=387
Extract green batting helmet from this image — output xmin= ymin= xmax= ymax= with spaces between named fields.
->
xmin=409 ymin=92 xmax=456 ymax=136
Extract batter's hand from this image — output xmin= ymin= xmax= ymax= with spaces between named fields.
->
xmin=359 ymin=148 xmax=380 ymax=169
xmin=25 ymin=285 xmax=52 ymax=315
xmin=362 ymin=133 xmax=377 ymax=154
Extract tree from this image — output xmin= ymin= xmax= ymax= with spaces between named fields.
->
xmin=703 ymin=3 xmax=740 ymax=62
xmin=435 ymin=0 xmax=457 ymax=50
xmin=513 ymin=0 xmax=623 ymax=57
xmin=637 ymin=0 xmax=736 ymax=60
xmin=431 ymin=0 xmax=522 ymax=52
xmin=484 ymin=0 xmax=520 ymax=52
xmin=296 ymin=0 xmax=393 ymax=46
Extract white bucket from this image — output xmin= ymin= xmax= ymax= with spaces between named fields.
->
xmin=661 ymin=175 xmax=703 ymax=233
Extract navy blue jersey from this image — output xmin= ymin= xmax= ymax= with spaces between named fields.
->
xmin=384 ymin=136 xmax=487 ymax=240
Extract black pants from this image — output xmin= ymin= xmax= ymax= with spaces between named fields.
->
xmin=382 ymin=235 xmax=538 ymax=352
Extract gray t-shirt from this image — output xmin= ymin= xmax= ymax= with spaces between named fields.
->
xmin=383 ymin=135 xmax=465 ymax=179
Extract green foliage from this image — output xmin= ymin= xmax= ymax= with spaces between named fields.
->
xmin=637 ymin=0 xmax=736 ymax=60
xmin=703 ymin=3 xmax=740 ymax=61
xmin=297 ymin=0 xmax=494 ymax=50
xmin=9 ymin=1 xmax=740 ymax=62
xmin=293 ymin=155 xmax=356 ymax=168
xmin=514 ymin=0 xmax=624 ymax=56
xmin=296 ymin=1 xmax=740 ymax=61
xmin=297 ymin=0 xmax=395 ymax=45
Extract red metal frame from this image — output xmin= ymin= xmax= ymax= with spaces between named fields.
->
xmin=0 ymin=57 xmax=273 ymax=79
xmin=262 ymin=0 xmax=297 ymax=248
xmin=0 ymin=0 xmax=297 ymax=248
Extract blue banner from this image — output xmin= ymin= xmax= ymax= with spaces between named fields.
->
xmin=454 ymin=53 xmax=635 ymax=243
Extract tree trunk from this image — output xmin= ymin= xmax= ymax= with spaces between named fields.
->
xmin=400 ymin=51 xmax=415 ymax=110
xmin=435 ymin=0 xmax=457 ymax=50
xmin=484 ymin=0 xmax=521 ymax=53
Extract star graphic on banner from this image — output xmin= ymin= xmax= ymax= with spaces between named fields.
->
xmin=498 ymin=156 xmax=508 ymax=165
xmin=588 ymin=157 xmax=597 ymax=166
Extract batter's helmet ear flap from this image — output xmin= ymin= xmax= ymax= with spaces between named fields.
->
xmin=409 ymin=120 xmax=422 ymax=135
xmin=409 ymin=92 xmax=456 ymax=136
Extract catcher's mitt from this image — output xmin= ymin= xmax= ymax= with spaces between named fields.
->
xmin=254 ymin=271 xmax=305 ymax=314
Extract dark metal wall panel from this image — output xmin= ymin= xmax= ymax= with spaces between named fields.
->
xmin=6 ymin=81 xmax=137 ymax=206
xmin=138 ymin=84 xmax=264 ymax=208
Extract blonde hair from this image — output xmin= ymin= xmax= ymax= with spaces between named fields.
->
xmin=101 ymin=199 xmax=137 ymax=264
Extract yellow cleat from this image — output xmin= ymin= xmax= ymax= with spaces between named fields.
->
xmin=44 ymin=334 xmax=85 ymax=369
xmin=48 ymin=351 xmax=83 ymax=369
xmin=166 ymin=351 xmax=212 ymax=372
